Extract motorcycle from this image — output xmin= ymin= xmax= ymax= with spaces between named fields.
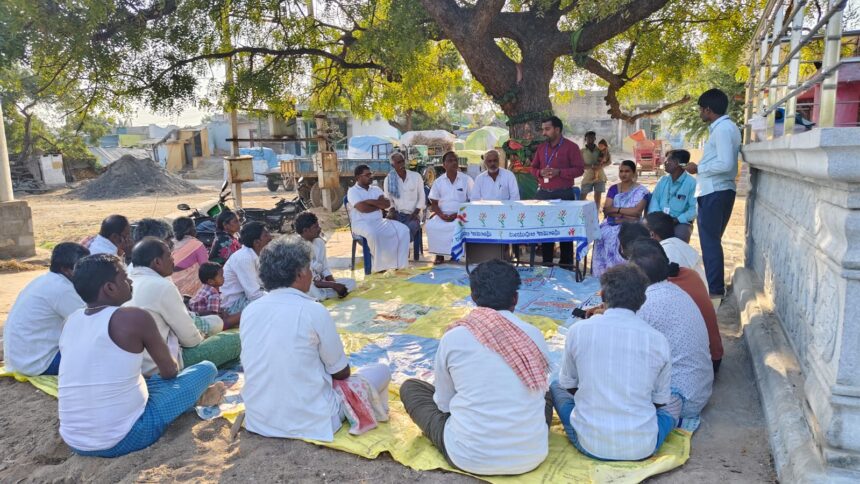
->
xmin=240 ymin=188 xmax=309 ymax=234
xmin=177 ymin=180 xmax=234 ymax=248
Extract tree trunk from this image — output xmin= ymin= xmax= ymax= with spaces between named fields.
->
xmin=500 ymin=59 xmax=554 ymax=142
xmin=18 ymin=112 xmax=33 ymax=164
xmin=404 ymin=109 xmax=413 ymax=132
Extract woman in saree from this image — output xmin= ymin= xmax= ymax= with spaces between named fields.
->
xmin=592 ymin=160 xmax=651 ymax=276
xmin=208 ymin=211 xmax=242 ymax=265
xmin=170 ymin=217 xmax=210 ymax=296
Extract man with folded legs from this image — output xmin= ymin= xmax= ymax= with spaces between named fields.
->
xmin=401 ymin=260 xmax=551 ymax=475
xmin=552 ymin=264 xmax=677 ymax=460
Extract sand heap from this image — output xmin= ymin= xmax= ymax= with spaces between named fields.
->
xmin=70 ymin=155 xmax=200 ymax=200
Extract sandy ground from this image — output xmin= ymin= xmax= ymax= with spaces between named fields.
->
xmin=0 ymin=172 xmax=775 ymax=483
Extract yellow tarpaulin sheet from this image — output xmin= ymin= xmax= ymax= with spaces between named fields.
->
xmin=0 ymin=266 xmax=691 ymax=482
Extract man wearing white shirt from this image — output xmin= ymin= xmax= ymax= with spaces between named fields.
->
xmin=629 ymin=239 xmax=714 ymax=428
xmin=684 ymin=88 xmax=741 ymax=298
xmin=645 ymin=212 xmax=707 ymax=287
xmin=552 ymin=263 xmax=676 ymax=461
xmin=401 ymin=260 xmax=551 ymax=475
xmin=221 ymin=221 xmax=272 ymax=313
xmin=383 ymin=152 xmax=426 ymax=241
xmin=426 ymin=151 xmax=474 ymax=263
xmin=471 ymin=149 xmax=520 ymax=202
xmin=127 ymin=238 xmax=237 ymax=376
xmin=294 ymin=212 xmax=356 ymax=300
xmin=88 ymin=215 xmax=131 ymax=257
xmin=241 ymin=238 xmax=390 ymax=442
xmin=3 ymin=243 xmax=89 ymax=376
xmin=347 ymin=164 xmax=411 ymax=272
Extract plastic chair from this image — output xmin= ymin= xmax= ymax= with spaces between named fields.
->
xmin=343 ymin=195 xmax=372 ymax=275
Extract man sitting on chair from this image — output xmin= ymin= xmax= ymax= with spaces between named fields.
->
xmin=426 ymin=151 xmax=474 ymax=264
xmin=471 ymin=150 xmax=520 ymax=202
xmin=383 ymin=151 xmax=425 ymax=242
xmin=346 ymin=164 xmax=410 ymax=272
xmin=295 ymin=212 xmax=356 ymax=300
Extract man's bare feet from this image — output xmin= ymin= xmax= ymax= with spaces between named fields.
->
xmin=196 ymin=382 xmax=226 ymax=407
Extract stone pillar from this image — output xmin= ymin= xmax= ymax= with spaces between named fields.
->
xmin=0 ymin=101 xmax=35 ymax=258
xmin=742 ymin=127 xmax=860 ymax=473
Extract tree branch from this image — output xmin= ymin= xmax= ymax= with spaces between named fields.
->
xmin=92 ymin=0 xmax=179 ymax=42
xmin=604 ymin=87 xmax=691 ymax=122
xmin=135 ymin=46 xmax=394 ymax=95
xmin=472 ymin=0 xmax=506 ymax=34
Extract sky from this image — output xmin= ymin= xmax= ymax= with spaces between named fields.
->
xmin=130 ymin=104 xmax=212 ymax=127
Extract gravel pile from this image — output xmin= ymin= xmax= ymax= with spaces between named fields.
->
xmin=70 ymin=155 xmax=199 ymax=200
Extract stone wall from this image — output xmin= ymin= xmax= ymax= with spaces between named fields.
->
xmin=0 ymin=200 xmax=35 ymax=258
xmin=742 ymin=127 xmax=860 ymax=471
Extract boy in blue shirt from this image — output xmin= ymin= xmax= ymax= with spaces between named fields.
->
xmin=648 ymin=150 xmax=697 ymax=242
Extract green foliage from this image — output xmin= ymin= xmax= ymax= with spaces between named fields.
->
xmin=1 ymin=0 xmax=761 ymax=137
xmin=668 ymin=68 xmax=745 ymax=144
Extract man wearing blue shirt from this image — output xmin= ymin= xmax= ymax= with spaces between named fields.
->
xmin=648 ymin=150 xmax=697 ymax=243
xmin=684 ymin=89 xmax=741 ymax=298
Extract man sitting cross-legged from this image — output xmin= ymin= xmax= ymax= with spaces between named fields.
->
xmin=3 ymin=243 xmax=89 ymax=376
xmin=241 ymin=237 xmax=390 ymax=441
xmin=401 ymin=259 xmax=551 ymax=475
xmin=220 ymin=221 xmax=272 ymax=314
xmin=618 ymin=223 xmax=723 ymax=374
xmin=58 ymin=254 xmax=221 ymax=458
xmin=128 ymin=237 xmax=239 ymax=376
xmin=644 ymin=212 xmax=707 ymax=288
xmin=295 ymin=212 xmax=356 ymax=300
xmin=628 ymin=238 xmax=714 ymax=429
xmin=552 ymin=263 xmax=676 ymax=461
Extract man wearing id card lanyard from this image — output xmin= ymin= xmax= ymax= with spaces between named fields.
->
xmin=529 ymin=116 xmax=585 ymax=267
xmin=684 ymin=89 xmax=741 ymax=299
xmin=647 ymin=150 xmax=697 ymax=243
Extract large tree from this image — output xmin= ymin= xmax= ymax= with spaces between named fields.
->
xmin=2 ymin=1 xmax=756 ymax=141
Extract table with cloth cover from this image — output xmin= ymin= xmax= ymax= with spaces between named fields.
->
xmin=451 ymin=200 xmax=600 ymax=280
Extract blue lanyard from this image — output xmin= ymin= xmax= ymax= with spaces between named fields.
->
xmin=544 ymin=138 xmax=564 ymax=168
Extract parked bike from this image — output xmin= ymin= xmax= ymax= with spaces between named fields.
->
xmin=177 ymin=180 xmax=234 ymax=248
xmin=240 ymin=192 xmax=309 ymax=234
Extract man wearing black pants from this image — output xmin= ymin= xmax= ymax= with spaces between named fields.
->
xmin=529 ymin=116 xmax=585 ymax=267
xmin=684 ymin=89 xmax=741 ymax=298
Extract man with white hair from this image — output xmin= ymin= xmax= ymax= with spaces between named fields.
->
xmin=471 ymin=150 xmax=520 ymax=202
xmin=383 ymin=151 xmax=425 ymax=242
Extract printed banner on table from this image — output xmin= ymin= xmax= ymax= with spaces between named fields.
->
xmin=452 ymin=200 xmax=601 ymax=261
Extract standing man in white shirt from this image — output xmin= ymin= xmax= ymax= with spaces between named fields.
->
xmin=644 ymin=212 xmax=707 ymax=287
xmin=221 ymin=221 xmax=272 ymax=313
xmin=401 ymin=260 xmax=551 ymax=475
xmin=88 ymin=215 xmax=132 ymax=257
xmin=552 ymin=263 xmax=676 ymax=461
xmin=347 ymin=164 xmax=411 ymax=272
xmin=383 ymin=151 xmax=426 ymax=242
xmin=3 ymin=243 xmax=89 ymax=376
xmin=684 ymin=88 xmax=741 ymax=298
xmin=471 ymin=149 xmax=520 ymax=202
xmin=241 ymin=238 xmax=390 ymax=442
xmin=426 ymin=151 xmax=473 ymax=264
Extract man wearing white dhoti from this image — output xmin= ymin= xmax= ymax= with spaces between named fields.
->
xmin=346 ymin=164 xmax=411 ymax=272
xmin=427 ymin=151 xmax=474 ymax=264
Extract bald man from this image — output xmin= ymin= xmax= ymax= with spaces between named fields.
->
xmin=471 ymin=150 xmax=520 ymax=202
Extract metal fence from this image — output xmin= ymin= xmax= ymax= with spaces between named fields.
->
xmin=743 ymin=0 xmax=857 ymax=143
